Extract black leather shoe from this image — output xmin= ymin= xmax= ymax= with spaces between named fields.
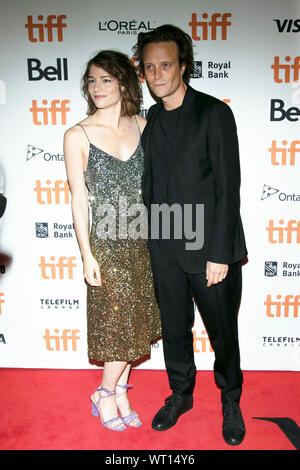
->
xmin=222 ymin=401 xmax=246 ymax=445
xmin=152 ymin=392 xmax=193 ymax=431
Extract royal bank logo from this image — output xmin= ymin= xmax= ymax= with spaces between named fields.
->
xmin=35 ymin=222 xmax=74 ymax=238
xmin=36 ymin=222 xmax=49 ymax=238
xmin=190 ymin=61 xmax=203 ymax=79
xmin=265 ymin=260 xmax=300 ymax=278
xmin=98 ymin=18 xmax=156 ymax=35
xmin=191 ymin=60 xmax=231 ymax=79
xmin=265 ymin=261 xmax=277 ymax=277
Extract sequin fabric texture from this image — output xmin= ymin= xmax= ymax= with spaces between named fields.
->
xmin=83 ymin=123 xmax=161 ymax=362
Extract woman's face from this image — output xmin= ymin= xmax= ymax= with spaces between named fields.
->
xmin=87 ymin=64 xmax=122 ymax=111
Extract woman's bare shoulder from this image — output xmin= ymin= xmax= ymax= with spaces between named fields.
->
xmin=64 ymin=119 xmax=90 ymax=142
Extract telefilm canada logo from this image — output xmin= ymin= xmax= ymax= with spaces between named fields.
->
xmin=98 ymin=18 xmax=156 ymax=35
xmin=40 ymin=298 xmax=80 ymax=310
xmin=262 ymin=335 xmax=300 ymax=348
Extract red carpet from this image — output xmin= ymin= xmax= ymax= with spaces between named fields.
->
xmin=0 ymin=369 xmax=299 ymax=450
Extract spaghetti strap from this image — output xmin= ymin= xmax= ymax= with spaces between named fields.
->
xmin=134 ymin=115 xmax=141 ymax=137
xmin=77 ymin=123 xmax=91 ymax=143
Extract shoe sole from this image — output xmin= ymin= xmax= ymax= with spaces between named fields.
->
xmin=152 ymin=402 xmax=193 ymax=431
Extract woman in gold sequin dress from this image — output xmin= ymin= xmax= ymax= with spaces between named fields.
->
xmin=63 ymin=51 xmax=161 ymax=431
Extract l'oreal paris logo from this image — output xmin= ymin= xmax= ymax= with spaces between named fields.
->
xmin=98 ymin=19 xmax=156 ymax=34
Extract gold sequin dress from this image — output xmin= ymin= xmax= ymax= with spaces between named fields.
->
xmin=79 ymin=121 xmax=161 ymax=363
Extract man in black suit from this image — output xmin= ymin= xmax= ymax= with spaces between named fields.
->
xmin=134 ymin=25 xmax=247 ymax=445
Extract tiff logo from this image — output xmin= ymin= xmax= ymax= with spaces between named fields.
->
xmin=264 ymin=294 xmax=300 ymax=318
xmin=34 ymin=180 xmax=70 ymax=204
xmin=189 ymin=12 xmax=231 ymax=40
xmin=43 ymin=329 xmax=80 ymax=351
xmin=39 ymin=256 xmax=76 ymax=279
xmin=193 ymin=329 xmax=213 ymax=353
xmin=30 ymin=99 xmax=70 ymax=125
xmin=266 ymin=220 xmax=300 ymax=244
xmin=269 ymin=140 xmax=300 ymax=165
xmin=25 ymin=15 xmax=67 ymax=42
xmin=271 ymin=56 xmax=300 ymax=83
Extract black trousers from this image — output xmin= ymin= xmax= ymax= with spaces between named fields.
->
xmin=150 ymin=247 xmax=243 ymax=403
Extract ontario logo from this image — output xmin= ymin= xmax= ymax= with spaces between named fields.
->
xmin=26 ymin=144 xmax=64 ymax=162
xmin=261 ymin=184 xmax=300 ymax=202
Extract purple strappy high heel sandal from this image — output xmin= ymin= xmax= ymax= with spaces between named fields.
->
xmin=116 ymin=384 xmax=142 ymax=428
xmin=91 ymin=386 xmax=126 ymax=431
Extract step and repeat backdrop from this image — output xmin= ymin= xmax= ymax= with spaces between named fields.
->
xmin=0 ymin=0 xmax=299 ymax=370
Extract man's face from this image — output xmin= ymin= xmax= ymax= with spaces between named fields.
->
xmin=143 ymin=41 xmax=186 ymax=100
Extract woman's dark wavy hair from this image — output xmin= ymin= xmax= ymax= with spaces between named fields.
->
xmin=82 ymin=50 xmax=142 ymax=117
xmin=133 ymin=24 xmax=194 ymax=84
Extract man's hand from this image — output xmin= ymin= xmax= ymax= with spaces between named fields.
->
xmin=206 ymin=261 xmax=228 ymax=287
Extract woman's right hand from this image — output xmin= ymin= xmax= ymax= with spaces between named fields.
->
xmin=83 ymin=254 xmax=102 ymax=287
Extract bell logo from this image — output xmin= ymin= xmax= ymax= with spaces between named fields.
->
xmin=0 ymin=292 xmax=5 ymax=315
xmin=266 ymin=220 xmax=300 ymax=244
xmin=39 ymin=256 xmax=77 ymax=279
xmin=270 ymin=99 xmax=300 ymax=121
xmin=269 ymin=140 xmax=300 ymax=165
xmin=27 ymin=58 xmax=68 ymax=81
xmin=264 ymin=294 xmax=300 ymax=318
xmin=34 ymin=180 xmax=70 ymax=204
xmin=189 ymin=12 xmax=231 ymax=41
xmin=30 ymin=99 xmax=70 ymax=125
xmin=25 ymin=15 xmax=67 ymax=42
xmin=271 ymin=56 xmax=300 ymax=83
xmin=43 ymin=329 xmax=80 ymax=351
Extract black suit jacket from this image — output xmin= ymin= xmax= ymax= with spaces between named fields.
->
xmin=141 ymin=85 xmax=247 ymax=273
